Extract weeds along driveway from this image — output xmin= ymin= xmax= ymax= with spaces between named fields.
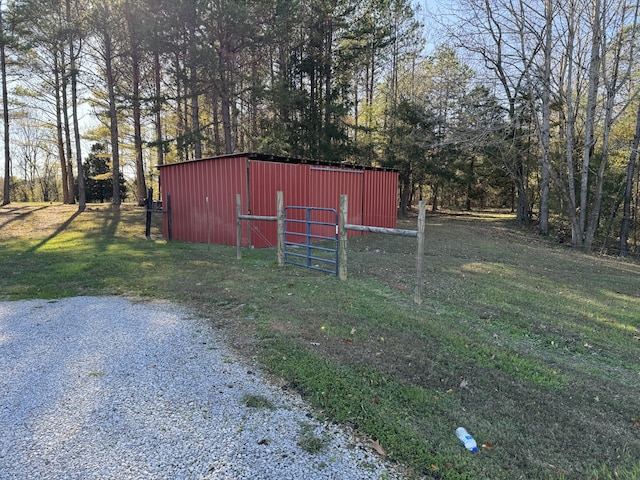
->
xmin=0 ymin=296 xmax=402 ymax=480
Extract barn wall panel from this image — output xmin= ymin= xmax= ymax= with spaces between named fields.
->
xmin=222 ymin=157 xmax=250 ymax=245
xmin=309 ymin=167 xmax=363 ymax=238
xmin=162 ymin=157 xmax=248 ymax=245
xmin=363 ymin=170 xmax=398 ymax=229
xmin=248 ymin=161 xmax=309 ymax=248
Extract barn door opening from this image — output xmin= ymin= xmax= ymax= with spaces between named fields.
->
xmin=284 ymin=206 xmax=338 ymax=275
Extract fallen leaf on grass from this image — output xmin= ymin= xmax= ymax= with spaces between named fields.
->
xmin=342 ymin=338 xmax=353 ymax=345
xmin=372 ymin=396 xmax=379 ymax=404
xmin=459 ymin=379 xmax=469 ymax=389
xmin=633 ymin=418 xmax=640 ymax=427
xmin=481 ymin=442 xmax=494 ymax=451
xmin=446 ymin=388 xmax=454 ymax=394
xmin=350 ymin=327 xmax=356 ymax=335
xmin=430 ymin=464 xmax=439 ymax=471
xmin=371 ymin=439 xmax=386 ymax=456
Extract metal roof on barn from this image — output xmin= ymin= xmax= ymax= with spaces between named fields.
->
xmin=160 ymin=152 xmax=398 ymax=171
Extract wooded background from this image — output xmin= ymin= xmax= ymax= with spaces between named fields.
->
xmin=0 ymin=0 xmax=638 ymax=255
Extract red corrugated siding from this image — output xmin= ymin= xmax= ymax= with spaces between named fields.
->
xmin=159 ymin=154 xmax=398 ymax=247
xmin=309 ymin=166 xmax=363 ymax=238
xmin=248 ymin=160 xmax=309 ymax=248
xmin=161 ymin=156 xmax=249 ymax=246
xmin=363 ymin=169 xmax=398 ymax=229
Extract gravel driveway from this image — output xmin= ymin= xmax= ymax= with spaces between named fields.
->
xmin=0 ymin=297 xmax=402 ymax=480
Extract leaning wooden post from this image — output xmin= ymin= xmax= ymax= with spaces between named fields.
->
xmin=236 ymin=194 xmax=242 ymax=260
xmin=339 ymin=194 xmax=348 ymax=280
xmin=414 ymin=200 xmax=426 ymax=304
xmin=277 ymin=191 xmax=284 ymax=266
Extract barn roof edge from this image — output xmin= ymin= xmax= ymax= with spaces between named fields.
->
xmin=156 ymin=152 xmax=398 ymax=172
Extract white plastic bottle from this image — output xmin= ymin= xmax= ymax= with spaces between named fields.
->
xmin=456 ymin=427 xmax=478 ymax=452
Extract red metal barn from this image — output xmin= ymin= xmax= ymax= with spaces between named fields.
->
xmin=158 ymin=153 xmax=398 ymax=248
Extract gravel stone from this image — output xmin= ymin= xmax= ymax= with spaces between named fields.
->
xmin=0 ymin=297 xmax=404 ymax=480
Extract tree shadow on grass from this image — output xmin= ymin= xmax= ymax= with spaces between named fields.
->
xmin=28 ymin=210 xmax=83 ymax=253
xmin=0 ymin=205 xmax=50 ymax=230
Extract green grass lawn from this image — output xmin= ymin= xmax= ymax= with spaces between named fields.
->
xmin=1 ymin=203 xmax=639 ymax=479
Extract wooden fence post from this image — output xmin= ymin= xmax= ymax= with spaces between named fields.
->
xmin=414 ymin=200 xmax=426 ymax=304
xmin=277 ymin=191 xmax=284 ymax=266
xmin=339 ymin=194 xmax=348 ymax=280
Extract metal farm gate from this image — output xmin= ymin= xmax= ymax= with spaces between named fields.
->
xmin=284 ymin=206 xmax=339 ymax=275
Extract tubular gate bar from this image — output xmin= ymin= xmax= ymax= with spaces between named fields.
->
xmin=284 ymin=206 xmax=339 ymax=275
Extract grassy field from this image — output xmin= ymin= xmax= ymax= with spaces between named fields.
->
xmin=1 ymin=203 xmax=639 ymax=479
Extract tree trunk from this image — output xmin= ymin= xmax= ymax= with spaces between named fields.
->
xmin=324 ymin=15 xmax=332 ymax=149
xmin=126 ymin=1 xmax=147 ymax=205
xmin=132 ymin=50 xmax=146 ymax=204
xmin=61 ymin=45 xmax=75 ymax=205
xmin=210 ymin=93 xmax=221 ymax=155
xmin=399 ymin=169 xmax=411 ymax=216
xmin=218 ymin=25 xmax=233 ymax=155
xmin=538 ymin=0 xmax=553 ymax=235
xmin=67 ymin=0 xmax=85 ymax=211
xmin=220 ymin=89 xmax=233 ymax=154
xmin=585 ymin=81 xmax=616 ymax=249
xmin=188 ymin=3 xmax=202 ymax=159
xmin=174 ymin=51 xmax=185 ymax=162
xmin=431 ymin=183 xmax=439 ymax=212
xmin=153 ymin=39 xmax=164 ymax=200
xmin=1 ymin=7 xmax=10 ymax=206
xmin=466 ymin=157 xmax=474 ymax=211
xmin=516 ymin=177 xmax=529 ymax=226
xmin=104 ymin=28 xmax=120 ymax=208
xmin=579 ymin=0 xmax=602 ymax=248
xmin=620 ymin=100 xmax=640 ymax=256
xmin=563 ymin=1 xmax=580 ymax=248
xmin=53 ymin=50 xmax=70 ymax=204
xmin=584 ymin=0 xmax=635 ymax=250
